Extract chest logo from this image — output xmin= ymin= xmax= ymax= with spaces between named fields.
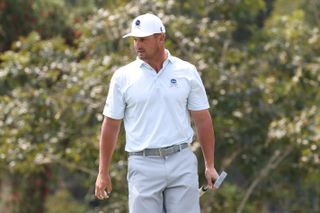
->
xmin=170 ymin=78 xmax=178 ymax=87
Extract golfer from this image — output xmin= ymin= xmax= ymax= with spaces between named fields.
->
xmin=95 ymin=13 xmax=219 ymax=213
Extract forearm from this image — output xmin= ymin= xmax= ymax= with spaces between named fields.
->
xmin=191 ymin=110 xmax=215 ymax=168
xmin=197 ymin=115 xmax=215 ymax=168
xmin=98 ymin=117 xmax=121 ymax=175
xmin=191 ymin=110 xmax=219 ymax=187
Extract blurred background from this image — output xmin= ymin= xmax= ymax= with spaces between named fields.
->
xmin=0 ymin=0 xmax=319 ymax=212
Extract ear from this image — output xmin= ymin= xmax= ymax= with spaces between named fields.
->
xmin=159 ymin=33 xmax=165 ymax=44
xmin=161 ymin=33 xmax=166 ymax=41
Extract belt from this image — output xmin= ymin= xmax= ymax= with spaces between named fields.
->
xmin=128 ymin=143 xmax=189 ymax=157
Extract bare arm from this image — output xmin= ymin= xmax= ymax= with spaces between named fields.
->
xmin=190 ymin=109 xmax=219 ymax=189
xmin=95 ymin=116 xmax=122 ymax=199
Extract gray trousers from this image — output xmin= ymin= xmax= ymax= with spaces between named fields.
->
xmin=127 ymin=147 xmax=200 ymax=213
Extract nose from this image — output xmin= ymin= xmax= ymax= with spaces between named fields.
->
xmin=134 ymin=39 xmax=142 ymax=48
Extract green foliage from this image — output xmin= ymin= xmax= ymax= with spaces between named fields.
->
xmin=0 ymin=0 xmax=74 ymax=51
xmin=201 ymin=183 xmax=256 ymax=213
xmin=0 ymin=0 xmax=319 ymax=212
xmin=45 ymin=188 xmax=89 ymax=213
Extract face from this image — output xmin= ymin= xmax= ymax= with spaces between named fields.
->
xmin=133 ymin=34 xmax=164 ymax=61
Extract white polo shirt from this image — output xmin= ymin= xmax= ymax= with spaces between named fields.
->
xmin=103 ymin=50 xmax=209 ymax=152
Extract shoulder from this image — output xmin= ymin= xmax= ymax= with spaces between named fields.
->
xmin=122 ymin=60 xmax=141 ymax=71
xmin=171 ymin=56 xmax=196 ymax=69
xmin=170 ymin=56 xmax=198 ymax=76
xmin=112 ymin=60 xmax=140 ymax=79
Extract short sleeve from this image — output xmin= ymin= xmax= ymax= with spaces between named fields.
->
xmin=187 ymin=67 xmax=210 ymax=111
xmin=103 ymin=71 xmax=126 ymax=119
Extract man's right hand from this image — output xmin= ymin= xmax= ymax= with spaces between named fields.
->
xmin=95 ymin=173 xmax=112 ymax=200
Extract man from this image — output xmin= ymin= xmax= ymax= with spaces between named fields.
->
xmin=95 ymin=13 xmax=219 ymax=213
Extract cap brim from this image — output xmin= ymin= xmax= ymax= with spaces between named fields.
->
xmin=122 ymin=33 xmax=133 ymax=38
xmin=122 ymin=31 xmax=154 ymax=38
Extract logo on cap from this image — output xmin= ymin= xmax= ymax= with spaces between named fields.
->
xmin=135 ymin=20 xmax=140 ymax=26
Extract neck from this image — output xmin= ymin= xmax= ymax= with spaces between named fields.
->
xmin=145 ymin=49 xmax=168 ymax=73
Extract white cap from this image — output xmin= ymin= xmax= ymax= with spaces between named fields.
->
xmin=123 ymin=13 xmax=165 ymax=38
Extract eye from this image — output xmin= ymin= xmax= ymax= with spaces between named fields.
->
xmin=133 ymin=38 xmax=144 ymax=42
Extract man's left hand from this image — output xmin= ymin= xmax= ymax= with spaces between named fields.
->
xmin=205 ymin=166 xmax=219 ymax=189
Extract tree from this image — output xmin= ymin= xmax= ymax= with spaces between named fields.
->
xmin=0 ymin=0 xmax=319 ymax=212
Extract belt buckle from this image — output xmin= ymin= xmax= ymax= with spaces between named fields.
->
xmin=159 ymin=148 xmax=164 ymax=157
